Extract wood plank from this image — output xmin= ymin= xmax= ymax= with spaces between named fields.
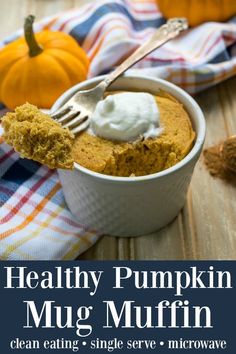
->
xmin=129 ymin=216 xmax=185 ymax=260
xmin=27 ymin=0 xmax=74 ymax=19
xmin=0 ymin=0 xmax=92 ymax=40
xmin=219 ymin=76 xmax=236 ymax=135
xmin=0 ymin=0 xmax=28 ymax=39
xmin=79 ymin=236 xmax=118 ymax=260
xmin=188 ymin=81 xmax=236 ymax=259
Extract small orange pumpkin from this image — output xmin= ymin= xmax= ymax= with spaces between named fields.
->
xmin=0 ymin=15 xmax=89 ymax=109
xmin=157 ymin=0 xmax=236 ymax=26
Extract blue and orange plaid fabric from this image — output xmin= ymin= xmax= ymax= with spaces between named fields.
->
xmin=1 ymin=0 xmax=236 ymax=259
xmin=0 ymin=142 xmax=100 ymax=260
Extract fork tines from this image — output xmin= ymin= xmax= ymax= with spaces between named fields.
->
xmin=51 ymin=105 xmax=90 ymax=134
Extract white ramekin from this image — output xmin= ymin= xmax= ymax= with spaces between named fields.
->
xmin=52 ymin=75 xmax=206 ymax=237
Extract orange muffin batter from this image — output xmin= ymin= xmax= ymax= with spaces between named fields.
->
xmin=72 ymin=91 xmax=195 ymax=176
xmin=1 ymin=92 xmax=195 ymax=175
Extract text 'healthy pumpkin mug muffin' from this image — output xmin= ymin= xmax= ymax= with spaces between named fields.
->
xmin=51 ymin=75 xmax=206 ymax=236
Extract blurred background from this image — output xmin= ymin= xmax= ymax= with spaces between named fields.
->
xmin=0 ymin=0 xmax=93 ymax=39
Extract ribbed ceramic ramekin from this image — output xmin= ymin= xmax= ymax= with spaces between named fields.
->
xmin=52 ymin=75 xmax=206 ymax=237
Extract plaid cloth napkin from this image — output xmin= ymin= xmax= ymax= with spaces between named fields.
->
xmin=1 ymin=0 xmax=236 ymax=260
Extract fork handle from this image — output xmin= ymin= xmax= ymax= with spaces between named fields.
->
xmin=101 ymin=18 xmax=188 ymax=88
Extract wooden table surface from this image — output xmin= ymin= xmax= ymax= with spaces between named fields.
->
xmin=1 ymin=0 xmax=235 ymax=260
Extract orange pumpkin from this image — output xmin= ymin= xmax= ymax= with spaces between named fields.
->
xmin=0 ymin=15 xmax=89 ymax=109
xmin=157 ymin=0 xmax=236 ymax=26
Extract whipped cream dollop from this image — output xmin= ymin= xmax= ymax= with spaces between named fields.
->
xmin=90 ymin=92 xmax=162 ymax=142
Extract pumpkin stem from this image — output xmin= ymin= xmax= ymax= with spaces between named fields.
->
xmin=24 ymin=15 xmax=43 ymax=57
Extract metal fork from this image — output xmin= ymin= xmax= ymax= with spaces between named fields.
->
xmin=51 ymin=18 xmax=188 ymax=135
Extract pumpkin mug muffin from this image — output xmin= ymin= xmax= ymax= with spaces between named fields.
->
xmin=1 ymin=89 xmax=195 ymax=176
xmin=1 ymin=76 xmax=205 ymax=235
xmin=72 ymin=90 xmax=195 ymax=177
xmin=52 ymin=75 xmax=205 ymax=236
